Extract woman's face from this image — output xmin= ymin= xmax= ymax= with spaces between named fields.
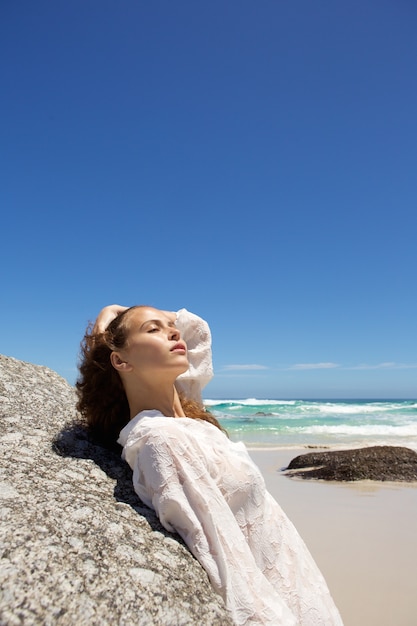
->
xmin=112 ymin=307 xmax=189 ymax=379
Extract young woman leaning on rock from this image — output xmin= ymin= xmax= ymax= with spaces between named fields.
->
xmin=76 ymin=304 xmax=343 ymax=626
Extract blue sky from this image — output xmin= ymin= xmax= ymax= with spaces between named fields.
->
xmin=1 ymin=0 xmax=416 ymax=399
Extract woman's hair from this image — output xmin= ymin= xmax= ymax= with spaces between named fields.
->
xmin=76 ymin=306 xmax=226 ymax=446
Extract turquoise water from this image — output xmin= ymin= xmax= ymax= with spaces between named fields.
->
xmin=204 ymin=399 xmax=417 ymax=450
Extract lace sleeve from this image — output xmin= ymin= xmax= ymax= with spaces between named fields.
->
xmin=174 ymin=308 xmax=213 ymax=402
xmin=127 ymin=419 xmax=298 ymax=626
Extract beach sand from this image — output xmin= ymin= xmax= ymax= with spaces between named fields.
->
xmin=248 ymin=447 xmax=417 ymax=626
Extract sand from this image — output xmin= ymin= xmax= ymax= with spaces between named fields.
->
xmin=247 ymin=447 xmax=417 ymax=626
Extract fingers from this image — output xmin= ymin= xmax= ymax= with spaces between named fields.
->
xmin=93 ymin=304 xmax=128 ymax=333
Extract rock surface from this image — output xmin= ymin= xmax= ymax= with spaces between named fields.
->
xmin=285 ymin=445 xmax=417 ymax=481
xmin=0 ymin=354 xmax=232 ymax=625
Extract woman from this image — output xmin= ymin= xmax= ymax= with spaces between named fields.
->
xmin=77 ymin=305 xmax=343 ymax=626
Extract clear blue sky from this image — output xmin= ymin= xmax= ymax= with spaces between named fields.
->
xmin=1 ymin=1 xmax=416 ymax=399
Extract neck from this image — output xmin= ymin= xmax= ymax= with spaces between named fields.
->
xmin=123 ymin=376 xmax=185 ymax=419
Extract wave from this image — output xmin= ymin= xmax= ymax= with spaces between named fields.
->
xmin=204 ymin=399 xmax=297 ymax=407
xmin=313 ymin=402 xmax=417 ymax=415
xmin=205 ymin=399 xmax=417 ymax=415
xmin=205 ymin=399 xmax=417 ymax=447
xmin=302 ymin=424 xmax=417 ymax=437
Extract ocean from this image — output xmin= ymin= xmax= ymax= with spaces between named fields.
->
xmin=205 ymin=399 xmax=417 ymax=451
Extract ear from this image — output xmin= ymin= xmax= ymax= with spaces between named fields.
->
xmin=110 ymin=351 xmax=133 ymax=373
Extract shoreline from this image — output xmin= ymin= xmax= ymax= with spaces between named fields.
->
xmin=243 ymin=440 xmax=417 ymax=452
xmin=248 ymin=447 xmax=417 ymax=626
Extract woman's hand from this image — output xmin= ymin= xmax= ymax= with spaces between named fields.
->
xmin=93 ymin=304 xmax=129 ymax=334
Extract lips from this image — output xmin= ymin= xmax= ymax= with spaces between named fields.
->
xmin=170 ymin=341 xmax=187 ymax=353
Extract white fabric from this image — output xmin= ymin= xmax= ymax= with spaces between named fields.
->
xmin=118 ymin=309 xmax=343 ymax=626
xmin=174 ymin=308 xmax=213 ymax=402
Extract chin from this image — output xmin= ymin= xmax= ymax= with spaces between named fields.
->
xmin=177 ymin=362 xmax=190 ymax=376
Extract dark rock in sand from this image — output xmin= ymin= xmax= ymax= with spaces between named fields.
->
xmin=284 ymin=445 xmax=417 ymax=481
xmin=0 ymin=354 xmax=232 ymax=625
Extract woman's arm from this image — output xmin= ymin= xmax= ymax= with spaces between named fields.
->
xmin=121 ymin=420 xmax=297 ymax=626
xmin=92 ymin=304 xmax=128 ymax=333
xmin=174 ymin=309 xmax=214 ymax=402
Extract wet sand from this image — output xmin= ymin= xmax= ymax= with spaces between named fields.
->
xmin=248 ymin=447 xmax=417 ymax=626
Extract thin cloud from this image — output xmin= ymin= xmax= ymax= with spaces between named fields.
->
xmin=348 ymin=362 xmax=417 ymax=370
xmin=222 ymin=364 xmax=269 ymax=371
xmin=289 ymin=362 xmax=340 ymax=370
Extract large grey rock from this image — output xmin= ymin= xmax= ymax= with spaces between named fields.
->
xmin=0 ymin=354 xmax=232 ymax=625
xmin=285 ymin=445 xmax=417 ymax=481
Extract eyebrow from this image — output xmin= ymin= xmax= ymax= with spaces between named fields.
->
xmin=140 ymin=319 xmax=177 ymax=330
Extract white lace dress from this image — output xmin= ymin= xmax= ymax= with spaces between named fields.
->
xmin=118 ymin=310 xmax=343 ymax=626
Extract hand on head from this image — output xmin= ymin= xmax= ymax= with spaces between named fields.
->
xmin=93 ymin=304 xmax=129 ymax=334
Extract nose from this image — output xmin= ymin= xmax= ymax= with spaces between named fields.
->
xmin=169 ymin=326 xmax=180 ymax=340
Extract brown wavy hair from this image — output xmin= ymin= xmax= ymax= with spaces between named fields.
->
xmin=76 ymin=306 xmax=226 ymax=446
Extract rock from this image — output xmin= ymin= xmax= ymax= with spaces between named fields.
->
xmin=284 ymin=445 xmax=417 ymax=481
xmin=0 ymin=354 xmax=232 ymax=625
